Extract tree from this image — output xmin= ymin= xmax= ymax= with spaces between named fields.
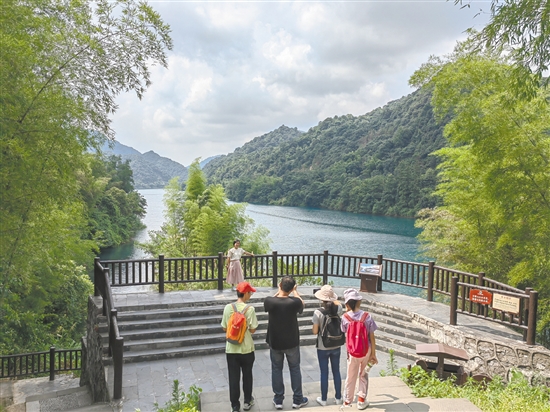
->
xmin=0 ymin=0 xmax=171 ymax=352
xmin=456 ymin=0 xmax=550 ymax=91
xmin=141 ymin=161 xmax=270 ymax=258
xmin=411 ymin=48 xmax=550 ymax=341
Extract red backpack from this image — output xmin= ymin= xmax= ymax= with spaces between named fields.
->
xmin=226 ymin=303 xmax=251 ymax=344
xmin=344 ymin=311 xmax=369 ymax=358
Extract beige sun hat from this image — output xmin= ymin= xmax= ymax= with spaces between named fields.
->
xmin=314 ymin=285 xmax=338 ymax=302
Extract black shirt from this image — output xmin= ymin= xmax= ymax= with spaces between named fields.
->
xmin=264 ymin=296 xmax=304 ymax=350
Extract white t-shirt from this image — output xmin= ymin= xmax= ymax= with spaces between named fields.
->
xmin=227 ymin=247 xmax=245 ymax=261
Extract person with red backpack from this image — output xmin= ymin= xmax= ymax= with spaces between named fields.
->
xmin=340 ymin=288 xmax=378 ymax=410
xmin=221 ymin=281 xmax=259 ymax=412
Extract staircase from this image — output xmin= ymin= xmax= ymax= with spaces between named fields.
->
xmin=100 ymin=295 xmax=436 ymax=365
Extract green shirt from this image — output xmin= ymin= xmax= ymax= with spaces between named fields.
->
xmin=221 ymin=301 xmax=258 ymax=354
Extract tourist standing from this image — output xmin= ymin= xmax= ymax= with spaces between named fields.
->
xmin=312 ymin=285 xmax=344 ymax=406
xmin=340 ymin=288 xmax=378 ymax=410
xmin=264 ymin=276 xmax=309 ymax=410
xmin=221 ymin=281 xmax=259 ymax=412
xmin=226 ymin=239 xmax=254 ymax=290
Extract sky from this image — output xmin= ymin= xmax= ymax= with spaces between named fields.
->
xmin=111 ymin=0 xmax=491 ymax=167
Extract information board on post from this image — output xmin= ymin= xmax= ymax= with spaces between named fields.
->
xmin=469 ymin=289 xmax=492 ymax=305
xmin=356 ymin=263 xmax=382 ymax=276
xmin=492 ymin=293 xmax=521 ymax=314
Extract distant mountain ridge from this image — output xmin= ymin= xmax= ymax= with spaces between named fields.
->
xmin=101 ymin=141 xmax=188 ymax=189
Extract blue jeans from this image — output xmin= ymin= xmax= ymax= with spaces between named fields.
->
xmin=317 ymin=348 xmax=342 ymax=401
xmin=270 ymin=346 xmax=303 ymax=404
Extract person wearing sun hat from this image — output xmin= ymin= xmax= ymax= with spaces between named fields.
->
xmin=221 ymin=281 xmax=259 ymax=412
xmin=340 ymin=288 xmax=378 ymax=410
xmin=312 ymin=285 xmax=344 ymax=406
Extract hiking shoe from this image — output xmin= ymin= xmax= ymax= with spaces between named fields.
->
xmin=316 ymin=397 xmax=327 ymax=406
xmin=231 ymin=406 xmax=240 ymax=412
xmin=243 ymin=397 xmax=255 ymax=411
xmin=292 ymin=397 xmax=308 ymax=409
xmin=273 ymin=399 xmax=283 ymax=410
xmin=357 ymin=400 xmax=370 ymax=410
xmin=335 ymin=398 xmax=343 ymax=405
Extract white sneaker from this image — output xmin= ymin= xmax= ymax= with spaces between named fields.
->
xmin=357 ymin=400 xmax=370 ymax=410
xmin=272 ymin=400 xmax=283 ymax=410
xmin=339 ymin=402 xmax=352 ymax=410
xmin=335 ymin=398 xmax=343 ymax=405
xmin=316 ymin=397 xmax=326 ymax=406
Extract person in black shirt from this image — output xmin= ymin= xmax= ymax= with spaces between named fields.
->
xmin=264 ymin=276 xmax=309 ymax=410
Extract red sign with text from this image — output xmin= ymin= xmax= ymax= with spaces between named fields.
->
xmin=469 ymin=289 xmax=492 ymax=305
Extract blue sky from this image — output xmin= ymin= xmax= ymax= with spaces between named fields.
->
xmin=111 ymin=0 xmax=490 ymax=166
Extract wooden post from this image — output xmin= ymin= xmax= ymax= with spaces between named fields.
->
xmin=450 ymin=276 xmax=458 ymax=326
xmin=218 ymin=252 xmax=224 ymax=291
xmin=477 ymin=272 xmax=485 ymax=316
xmin=527 ymin=290 xmax=538 ymax=345
xmin=427 ymin=261 xmax=435 ymax=302
xmin=103 ymin=269 xmax=110 ymax=317
xmin=94 ymin=257 xmax=100 ymax=297
xmin=523 ymin=287 xmax=533 ymax=341
xmin=272 ymin=251 xmax=278 ymax=288
xmin=323 ymin=250 xmax=328 ymax=285
xmin=49 ymin=346 xmax=55 ymax=381
xmin=377 ymin=254 xmax=383 ymax=291
xmin=159 ymin=255 xmax=165 ymax=293
xmin=113 ymin=336 xmax=124 ymax=400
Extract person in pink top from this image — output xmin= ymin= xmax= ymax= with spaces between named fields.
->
xmin=340 ymin=288 xmax=378 ymax=410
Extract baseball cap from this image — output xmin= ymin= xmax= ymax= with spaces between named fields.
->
xmin=236 ymin=281 xmax=256 ymax=294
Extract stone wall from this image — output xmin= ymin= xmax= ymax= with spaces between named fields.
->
xmin=412 ymin=313 xmax=550 ymax=386
xmin=80 ymin=296 xmax=110 ymax=402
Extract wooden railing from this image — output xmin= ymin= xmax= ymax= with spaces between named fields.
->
xmin=0 ymin=346 xmax=81 ymax=380
xmin=94 ymin=257 xmax=124 ymax=400
xmin=100 ymin=251 xmax=538 ymax=345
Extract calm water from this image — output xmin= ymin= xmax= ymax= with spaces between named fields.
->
xmin=100 ymin=189 xmax=422 ymax=263
xmin=100 ymin=189 xmax=425 ymax=295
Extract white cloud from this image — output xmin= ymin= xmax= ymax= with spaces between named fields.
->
xmin=111 ymin=1 xmax=490 ymax=166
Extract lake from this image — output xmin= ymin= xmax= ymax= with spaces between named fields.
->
xmin=100 ymin=189 xmax=422 ymax=263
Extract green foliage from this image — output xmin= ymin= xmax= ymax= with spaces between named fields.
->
xmin=152 ymin=380 xmax=202 ymax=412
xmin=379 ymin=349 xmax=399 ymax=377
xmin=400 ymin=366 xmax=550 ymax=412
xmin=81 ymin=153 xmax=146 ymax=248
xmin=141 ymin=161 xmax=270 ymax=258
xmin=411 ymin=47 xmax=550 ymax=344
xmin=455 ymin=0 xmax=550 ymax=92
xmin=0 ymin=0 xmax=171 ymax=353
xmin=204 ymin=98 xmax=446 ymax=218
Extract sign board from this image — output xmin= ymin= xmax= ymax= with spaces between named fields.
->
xmin=357 ymin=263 xmax=382 ymax=277
xmin=492 ymin=293 xmax=520 ymax=314
xmin=469 ymin=289 xmax=492 ymax=305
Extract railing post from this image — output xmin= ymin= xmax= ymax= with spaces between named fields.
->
xmin=450 ymin=276 xmax=458 ymax=326
xmin=527 ymin=290 xmax=538 ymax=345
xmin=323 ymin=250 xmax=328 ymax=285
xmin=109 ymin=309 xmax=117 ymax=357
xmin=113 ymin=337 xmax=124 ymax=400
xmin=377 ymin=254 xmax=383 ymax=291
xmin=159 ymin=254 xmax=165 ymax=294
xmin=49 ymin=346 xmax=55 ymax=381
xmin=478 ymin=272 xmax=485 ymax=316
xmin=103 ymin=268 xmax=110 ymax=316
xmin=272 ymin=251 xmax=278 ymax=288
xmin=427 ymin=261 xmax=435 ymax=302
xmin=94 ymin=257 xmax=100 ymax=297
xmin=218 ymin=252 xmax=224 ymax=290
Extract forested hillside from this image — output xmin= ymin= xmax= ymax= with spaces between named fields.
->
xmin=204 ymin=89 xmax=445 ymax=218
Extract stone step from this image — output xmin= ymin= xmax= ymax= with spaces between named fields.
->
xmin=100 ymin=294 xmax=433 ymax=365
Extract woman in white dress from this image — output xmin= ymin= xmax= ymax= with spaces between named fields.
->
xmin=226 ymin=239 xmax=254 ymax=290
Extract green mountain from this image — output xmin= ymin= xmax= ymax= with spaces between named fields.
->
xmin=203 ymin=88 xmax=445 ymax=218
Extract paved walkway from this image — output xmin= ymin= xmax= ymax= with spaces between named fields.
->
xmin=2 ymin=285 xmax=522 ymax=411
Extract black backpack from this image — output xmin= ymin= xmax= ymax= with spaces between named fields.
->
xmin=319 ymin=308 xmax=346 ymax=347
